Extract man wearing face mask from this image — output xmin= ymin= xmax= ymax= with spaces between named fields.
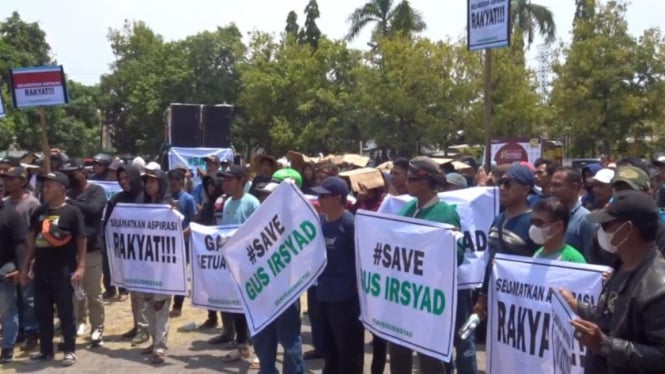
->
xmin=530 ymin=198 xmax=586 ymax=263
xmin=559 ymin=190 xmax=665 ymax=373
xmin=63 ymin=160 xmax=107 ymax=346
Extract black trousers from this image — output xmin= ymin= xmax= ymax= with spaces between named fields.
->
xmin=34 ymin=269 xmax=76 ymax=354
xmin=220 ymin=312 xmax=249 ymax=344
xmin=371 ymin=334 xmax=388 ymax=374
xmin=320 ymin=297 xmax=365 ymax=374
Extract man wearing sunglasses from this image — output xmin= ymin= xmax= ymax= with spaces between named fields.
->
xmin=473 ymin=164 xmax=539 ymax=320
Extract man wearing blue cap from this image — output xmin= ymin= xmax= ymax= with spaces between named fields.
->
xmin=473 ymin=164 xmax=539 ymax=319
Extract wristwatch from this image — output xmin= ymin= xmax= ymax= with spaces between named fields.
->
xmin=599 ymin=336 xmax=612 ymax=357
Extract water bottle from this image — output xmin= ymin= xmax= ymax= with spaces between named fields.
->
xmin=458 ymin=313 xmax=481 ymax=340
xmin=178 ymin=321 xmax=198 ymax=332
xmin=74 ymin=283 xmax=87 ymax=301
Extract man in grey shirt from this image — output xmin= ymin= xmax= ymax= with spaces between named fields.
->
xmin=1 ymin=166 xmax=41 ymax=352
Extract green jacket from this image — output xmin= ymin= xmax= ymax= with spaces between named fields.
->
xmin=399 ymin=199 xmax=465 ymax=266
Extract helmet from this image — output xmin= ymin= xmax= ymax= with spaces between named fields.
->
xmin=272 ymin=168 xmax=302 ymax=187
xmin=93 ymin=153 xmax=112 ymax=167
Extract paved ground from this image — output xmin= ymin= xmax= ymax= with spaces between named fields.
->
xmin=2 ymin=296 xmax=486 ymax=373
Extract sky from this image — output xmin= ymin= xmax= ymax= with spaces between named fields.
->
xmin=2 ymin=0 xmax=664 ymax=86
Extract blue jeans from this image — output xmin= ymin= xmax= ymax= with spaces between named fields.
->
xmin=0 ymin=280 xmax=19 ymax=349
xmin=253 ymin=302 xmax=304 ymax=374
xmin=18 ymin=281 xmax=39 ymax=335
xmin=444 ymin=289 xmax=478 ymax=374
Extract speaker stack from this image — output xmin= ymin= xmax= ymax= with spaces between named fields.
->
xmin=168 ymin=103 xmax=233 ymax=148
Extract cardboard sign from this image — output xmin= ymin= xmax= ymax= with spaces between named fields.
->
xmin=339 ymin=167 xmax=385 ymax=192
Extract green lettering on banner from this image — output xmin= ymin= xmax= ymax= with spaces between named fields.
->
xmin=381 ymin=275 xmax=446 ymax=315
xmin=246 ymin=267 xmax=270 ymax=301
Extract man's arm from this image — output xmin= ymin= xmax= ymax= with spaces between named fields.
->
xmin=71 ymin=207 xmax=87 ymax=282
xmin=19 ymin=231 xmax=36 ymax=286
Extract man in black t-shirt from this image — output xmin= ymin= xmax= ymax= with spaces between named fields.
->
xmin=20 ymin=172 xmax=86 ymax=367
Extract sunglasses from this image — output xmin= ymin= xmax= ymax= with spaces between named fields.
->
xmin=499 ymin=179 xmax=514 ymax=187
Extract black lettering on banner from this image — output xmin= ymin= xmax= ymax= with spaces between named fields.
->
xmin=247 ymin=214 xmax=287 ymax=263
xmin=204 ymin=234 xmax=229 ymax=251
xmin=112 ymin=233 xmax=178 ymax=264
xmin=470 ymin=4 xmax=507 ymax=30
xmin=496 ymin=301 xmax=550 ymax=357
xmin=462 ymin=230 xmax=488 ymax=251
xmin=24 ymin=87 xmax=56 ymax=96
xmin=379 ymin=243 xmax=426 ymax=276
xmin=109 ymin=218 xmax=178 ymax=231
xmin=198 ymin=254 xmax=226 ymax=270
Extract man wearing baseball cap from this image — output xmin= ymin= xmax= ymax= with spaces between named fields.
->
xmin=20 ymin=172 xmax=86 ymax=366
xmin=591 ymin=168 xmax=615 ymax=210
xmin=559 ymin=190 xmax=665 ymax=373
xmin=312 ymin=176 xmax=364 ymax=374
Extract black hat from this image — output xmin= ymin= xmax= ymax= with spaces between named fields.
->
xmin=37 ymin=171 xmax=69 ymax=188
xmin=62 ymin=158 xmax=86 ymax=173
xmin=587 ymin=190 xmax=658 ymax=224
xmin=311 ymin=176 xmax=349 ymax=197
xmin=0 ymin=166 xmax=28 ymax=179
xmin=408 ymin=156 xmax=445 ymax=185
xmin=218 ymin=165 xmax=247 ymax=179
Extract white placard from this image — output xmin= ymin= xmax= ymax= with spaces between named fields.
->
xmin=378 ymin=187 xmax=499 ymax=288
xmin=168 ymin=146 xmax=234 ymax=185
xmin=11 ymin=66 xmax=68 ymax=108
xmin=355 ymin=210 xmax=458 ymax=362
xmin=190 ymin=223 xmax=243 ymax=312
xmin=487 ymin=254 xmax=610 ymax=374
xmin=551 ymin=291 xmax=577 ymax=374
xmin=468 ymin=0 xmax=511 ymax=51
xmin=223 ymin=182 xmax=327 ymax=335
xmin=104 ymin=203 xmax=187 ymax=295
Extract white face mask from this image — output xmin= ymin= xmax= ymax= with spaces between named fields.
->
xmin=529 ymin=224 xmax=555 ymax=245
xmin=598 ymin=222 xmax=630 ymax=254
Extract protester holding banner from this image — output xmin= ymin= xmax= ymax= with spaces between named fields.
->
xmin=251 ymin=170 xmax=305 ymax=374
xmin=197 ymin=174 xmax=226 ymax=330
xmin=390 ymin=156 xmax=465 ymax=374
xmin=551 ymin=167 xmax=597 ymax=260
xmin=474 ymin=164 xmax=539 ymax=319
xmin=63 ymin=160 xmax=107 ymax=346
xmin=102 ymin=165 xmax=147 ymax=344
xmin=559 ymin=190 xmax=665 ymax=373
xmin=310 ymin=176 xmax=364 ymax=374
xmin=136 ymin=169 xmax=173 ymax=364
xmin=530 ymin=198 xmax=586 ymax=263
xmin=167 ymin=168 xmax=198 ymax=318
xmin=1 ymin=166 xmax=41 ymax=352
xmin=0 ymin=196 xmax=28 ymax=363
xmin=211 ymin=164 xmax=259 ymax=363
xmin=20 ymin=172 xmax=86 ymax=366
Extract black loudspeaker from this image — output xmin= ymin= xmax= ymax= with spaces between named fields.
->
xmin=170 ymin=104 xmax=202 ymax=147
xmin=202 ymin=105 xmax=233 ymax=148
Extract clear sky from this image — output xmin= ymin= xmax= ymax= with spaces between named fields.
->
xmin=2 ymin=0 xmax=663 ymax=85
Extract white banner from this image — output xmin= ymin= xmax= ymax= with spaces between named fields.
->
xmin=487 ymin=254 xmax=610 ymax=374
xmin=468 ymin=0 xmax=511 ymax=51
xmin=10 ymin=66 xmax=68 ymax=108
xmin=104 ymin=203 xmax=187 ymax=295
xmin=168 ymin=146 xmax=234 ymax=185
xmin=223 ymin=182 xmax=327 ymax=335
xmin=89 ymin=180 xmax=123 ymax=201
xmin=378 ymin=187 xmax=499 ymax=288
xmin=551 ymin=291 xmax=577 ymax=374
xmin=355 ymin=210 xmax=458 ymax=362
xmin=190 ymin=223 xmax=243 ymax=313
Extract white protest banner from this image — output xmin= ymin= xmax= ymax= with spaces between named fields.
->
xmin=104 ymin=203 xmax=187 ymax=295
xmin=468 ymin=0 xmax=511 ymax=51
xmin=551 ymin=291 xmax=577 ymax=374
xmin=168 ymin=146 xmax=234 ymax=185
xmin=190 ymin=223 xmax=243 ymax=313
xmin=10 ymin=66 xmax=69 ymax=108
xmin=487 ymin=254 xmax=610 ymax=374
xmin=355 ymin=210 xmax=458 ymax=362
xmin=378 ymin=187 xmax=499 ymax=288
xmin=223 ymin=182 xmax=327 ymax=335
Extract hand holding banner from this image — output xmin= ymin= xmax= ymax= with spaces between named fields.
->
xmin=222 ymin=182 xmax=327 ymax=335
xmin=190 ymin=223 xmax=243 ymax=312
xmin=104 ymin=203 xmax=187 ymax=295
xmin=355 ymin=210 xmax=458 ymax=362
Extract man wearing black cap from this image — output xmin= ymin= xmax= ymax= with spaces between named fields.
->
xmin=392 ymin=157 xmax=469 ymax=374
xmin=63 ymin=160 xmax=107 ymax=346
xmin=1 ymin=166 xmax=41 ymax=351
xmin=559 ymin=190 xmax=665 ymax=373
xmin=312 ymin=176 xmax=364 ymax=374
xmin=19 ymin=172 xmax=86 ymax=366
xmin=90 ymin=154 xmax=113 ymax=181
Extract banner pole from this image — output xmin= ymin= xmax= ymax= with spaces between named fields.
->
xmin=483 ymin=48 xmax=493 ymax=173
xmin=38 ymin=106 xmax=51 ymax=173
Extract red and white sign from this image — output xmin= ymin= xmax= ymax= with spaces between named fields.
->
xmin=484 ymin=138 xmax=542 ymax=165
xmin=10 ymin=66 xmax=68 ymax=109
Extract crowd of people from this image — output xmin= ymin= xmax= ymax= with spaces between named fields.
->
xmin=0 ymin=148 xmax=664 ymax=373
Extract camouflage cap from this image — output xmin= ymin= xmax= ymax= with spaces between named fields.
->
xmin=611 ymin=166 xmax=650 ymax=191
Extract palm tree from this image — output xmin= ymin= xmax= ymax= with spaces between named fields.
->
xmin=511 ymin=0 xmax=557 ymax=46
xmin=345 ymin=0 xmax=426 ymax=42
